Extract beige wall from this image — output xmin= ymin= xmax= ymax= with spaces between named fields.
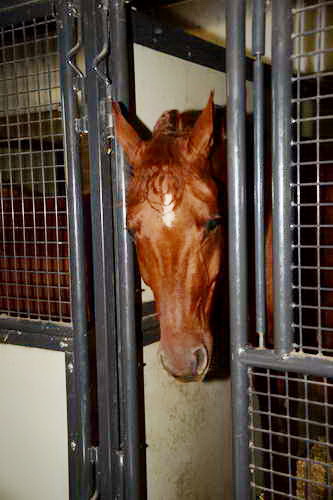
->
xmin=144 ymin=343 xmax=232 ymax=500
xmin=0 ymin=344 xmax=69 ymax=500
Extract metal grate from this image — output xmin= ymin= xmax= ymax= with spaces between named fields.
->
xmin=0 ymin=16 xmax=71 ymax=323
xmin=292 ymin=1 xmax=333 ymax=355
xmin=249 ymin=367 xmax=333 ymax=499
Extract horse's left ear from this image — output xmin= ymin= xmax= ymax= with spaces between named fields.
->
xmin=186 ymin=92 xmax=214 ymax=162
xmin=112 ymin=102 xmax=145 ymax=166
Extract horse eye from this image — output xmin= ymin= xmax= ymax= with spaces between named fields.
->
xmin=205 ymin=217 xmax=222 ymax=233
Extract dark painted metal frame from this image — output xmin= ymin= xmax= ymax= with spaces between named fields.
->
xmin=82 ymin=0 xmax=123 ymax=497
xmin=227 ymin=1 xmax=333 ymax=498
xmin=82 ymin=0 xmax=143 ymax=497
xmin=109 ymin=3 xmax=142 ymax=498
xmin=253 ymin=0 xmax=266 ymax=344
xmin=226 ymin=1 xmax=250 ymax=497
xmin=57 ymin=1 xmax=94 ymax=497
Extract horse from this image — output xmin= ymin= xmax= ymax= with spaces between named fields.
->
xmin=112 ymin=93 xmax=273 ymax=382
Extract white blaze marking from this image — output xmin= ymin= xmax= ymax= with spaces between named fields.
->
xmin=162 ymin=193 xmax=176 ymax=227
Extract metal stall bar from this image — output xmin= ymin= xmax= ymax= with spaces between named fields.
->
xmin=272 ymin=1 xmax=293 ymax=355
xmin=81 ymin=0 xmax=122 ymax=497
xmin=226 ymin=0 xmax=250 ymax=498
xmin=240 ymin=347 xmax=333 ymax=378
xmin=57 ymin=3 xmax=93 ymax=498
xmin=109 ymin=1 xmax=141 ymax=499
xmin=252 ymin=0 xmax=266 ymax=346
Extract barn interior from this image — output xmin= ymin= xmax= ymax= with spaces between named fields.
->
xmin=0 ymin=1 xmax=332 ymax=499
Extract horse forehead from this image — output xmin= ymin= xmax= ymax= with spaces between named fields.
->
xmin=129 ymin=192 xmax=214 ymax=234
xmin=127 ymin=168 xmax=219 ymax=230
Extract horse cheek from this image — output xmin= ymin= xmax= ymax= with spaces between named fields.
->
xmin=206 ymin=236 xmax=223 ymax=286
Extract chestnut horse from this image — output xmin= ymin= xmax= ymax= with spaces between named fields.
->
xmin=112 ymin=94 xmax=271 ymax=382
xmin=113 ymin=95 xmax=333 ymax=494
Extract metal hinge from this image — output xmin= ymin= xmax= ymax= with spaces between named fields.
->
xmin=75 ymin=116 xmax=88 ymax=135
xmin=100 ymin=92 xmax=114 ymax=153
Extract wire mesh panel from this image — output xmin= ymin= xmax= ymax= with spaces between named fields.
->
xmin=228 ymin=0 xmax=333 ymax=498
xmin=249 ymin=367 xmax=333 ymax=499
xmin=292 ymin=1 xmax=333 ymax=355
xmin=0 ymin=15 xmax=71 ymax=323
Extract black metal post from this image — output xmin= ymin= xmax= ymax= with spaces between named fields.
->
xmin=226 ymin=0 xmax=250 ymax=498
xmin=81 ymin=0 xmax=123 ymax=497
xmin=109 ymin=1 xmax=141 ymax=499
xmin=57 ymin=4 xmax=93 ymax=498
xmin=253 ymin=0 xmax=266 ymax=346
xmin=272 ymin=1 xmax=293 ymax=355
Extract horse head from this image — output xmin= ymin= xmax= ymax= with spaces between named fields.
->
xmin=113 ymin=94 xmax=226 ymax=381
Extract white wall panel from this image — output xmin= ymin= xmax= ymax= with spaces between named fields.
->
xmin=0 ymin=344 xmax=69 ymax=500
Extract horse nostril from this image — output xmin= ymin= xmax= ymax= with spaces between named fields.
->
xmin=192 ymin=346 xmax=208 ymax=376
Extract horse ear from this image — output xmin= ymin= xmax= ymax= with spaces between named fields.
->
xmin=186 ymin=92 xmax=214 ymax=161
xmin=112 ymin=102 xmax=144 ymax=166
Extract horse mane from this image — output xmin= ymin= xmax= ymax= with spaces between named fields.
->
xmin=127 ymin=108 xmax=224 ymax=209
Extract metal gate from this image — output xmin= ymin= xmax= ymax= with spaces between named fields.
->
xmin=227 ymin=0 xmax=333 ymax=498
xmin=0 ymin=1 xmax=94 ymax=498
xmin=3 ymin=0 xmax=333 ymax=498
xmin=0 ymin=0 xmax=141 ymax=498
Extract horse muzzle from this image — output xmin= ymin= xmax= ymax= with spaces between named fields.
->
xmin=159 ymin=343 xmax=210 ymax=382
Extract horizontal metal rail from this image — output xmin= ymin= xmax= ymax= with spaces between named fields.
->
xmin=240 ymin=347 xmax=333 ymax=377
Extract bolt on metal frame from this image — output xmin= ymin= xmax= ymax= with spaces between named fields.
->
xmin=227 ymin=0 xmax=333 ymax=498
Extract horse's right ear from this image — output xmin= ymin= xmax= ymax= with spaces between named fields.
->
xmin=112 ymin=102 xmax=144 ymax=166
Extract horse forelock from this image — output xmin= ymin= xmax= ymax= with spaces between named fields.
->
xmin=127 ymin=130 xmax=204 ymax=209
xmin=152 ymin=109 xmax=198 ymax=137
xmin=127 ymin=106 xmax=216 ymax=211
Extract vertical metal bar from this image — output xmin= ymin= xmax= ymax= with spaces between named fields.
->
xmin=226 ymin=0 xmax=250 ymax=498
xmin=109 ymin=1 xmax=141 ymax=499
xmin=57 ymin=5 xmax=93 ymax=498
xmin=252 ymin=0 xmax=266 ymax=345
xmin=81 ymin=0 xmax=122 ymax=497
xmin=272 ymin=1 xmax=293 ymax=355
xmin=65 ymin=350 xmax=80 ymax=500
